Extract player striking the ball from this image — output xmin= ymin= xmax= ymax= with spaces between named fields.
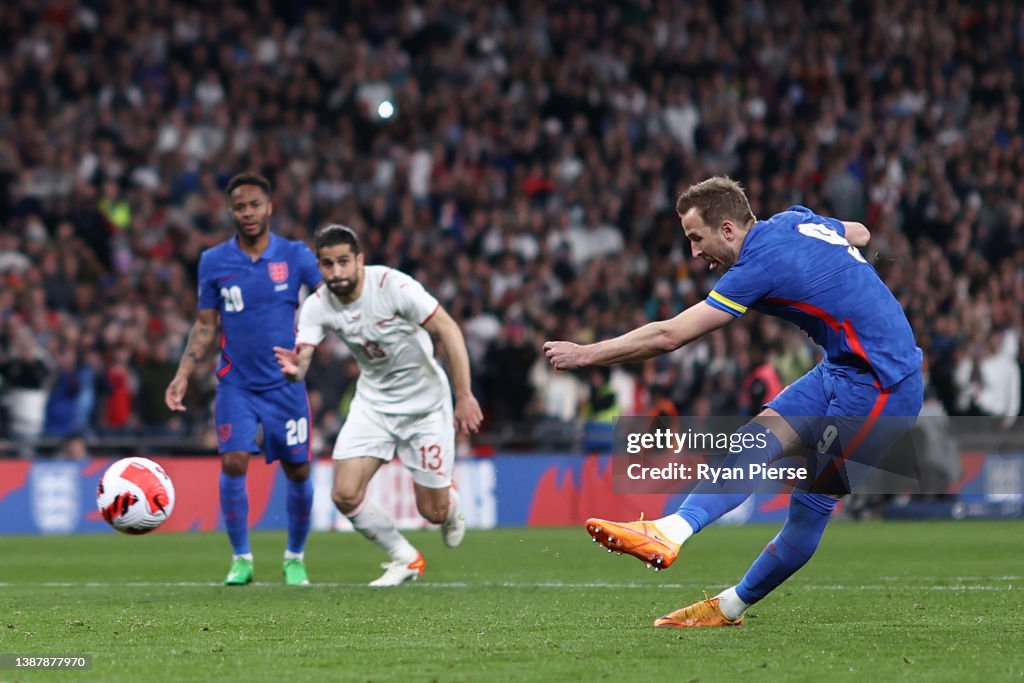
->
xmin=545 ymin=176 xmax=922 ymax=627
xmin=274 ymin=225 xmax=483 ymax=586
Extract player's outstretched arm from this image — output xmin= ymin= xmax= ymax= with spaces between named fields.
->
xmin=544 ymin=301 xmax=734 ymax=371
xmin=273 ymin=345 xmax=316 ymax=382
xmin=423 ymin=306 xmax=483 ymax=434
xmin=165 ymin=308 xmax=220 ymax=411
xmin=842 ymin=221 xmax=870 ymax=247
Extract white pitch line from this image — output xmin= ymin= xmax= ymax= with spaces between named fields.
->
xmin=805 ymin=584 xmax=1015 ymax=591
xmin=879 ymin=576 xmax=1022 ymax=581
xmin=0 ymin=581 xmax=1014 ymax=591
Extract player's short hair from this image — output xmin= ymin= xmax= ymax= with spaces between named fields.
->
xmin=676 ymin=176 xmax=756 ymax=229
xmin=225 ymin=172 xmax=271 ymax=197
xmin=315 ymin=224 xmax=361 ymax=255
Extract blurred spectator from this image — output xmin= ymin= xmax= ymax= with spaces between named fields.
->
xmin=43 ymin=346 xmax=83 ymax=437
xmin=954 ymin=331 xmax=1021 ymax=426
xmin=75 ymin=349 xmax=101 ymax=437
xmin=135 ymin=339 xmax=181 ymax=435
xmin=773 ymin=330 xmax=816 ymax=388
xmin=528 ymin=356 xmax=585 ymax=423
xmin=482 ymin=320 xmax=536 ymax=422
xmin=462 ymin=300 xmax=501 ymax=372
xmin=739 ymin=345 xmax=783 ymax=416
xmin=647 ymin=385 xmax=679 ymax=417
xmin=580 ymin=366 xmax=620 ymax=452
xmin=610 ymin=366 xmax=643 ymax=416
xmin=1 ymin=324 xmax=52 ymax=442
xmin=99 ymin=346 xmax=136 ymax=434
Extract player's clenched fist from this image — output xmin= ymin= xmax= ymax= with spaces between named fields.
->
xmin=544 ymin=341 xmax=587 ymax=370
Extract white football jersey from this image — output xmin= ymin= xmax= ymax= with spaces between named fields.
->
xmin=296 ymin=265 xmax=451 ymax=414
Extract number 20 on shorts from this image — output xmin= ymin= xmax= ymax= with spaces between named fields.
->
xmin=286 ymin=418 xmax=308 ymax=446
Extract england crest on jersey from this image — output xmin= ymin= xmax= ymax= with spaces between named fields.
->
xmin=268 ymin=261 xmax=289 ymax=283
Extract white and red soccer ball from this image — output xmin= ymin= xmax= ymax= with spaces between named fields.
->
xmin=96 ymin=457 xmax=176 ymax=534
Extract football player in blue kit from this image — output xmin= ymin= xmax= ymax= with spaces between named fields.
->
xmin=545 ymin=176 xmax=923 ymax=627
xmin=165 ymin=172 xmax=322 ymax=586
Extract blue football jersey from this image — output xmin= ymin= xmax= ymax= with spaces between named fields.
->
xmin=197 ymin=233 xmax=321 ymax=390
xmin=705 ymin=206 xmax=922 ymax=389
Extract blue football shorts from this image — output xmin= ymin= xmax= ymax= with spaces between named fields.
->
xmin=214 ymin=382 xmax=312 ymax=464
xmin=766 ymin=362 xmax=924 ymax=494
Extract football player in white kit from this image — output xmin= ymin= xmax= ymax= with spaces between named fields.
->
xmin=274 ymin=225 xmax=483 ymax=586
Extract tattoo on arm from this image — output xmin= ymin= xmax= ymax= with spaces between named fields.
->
xmin=178 ymin=323 xmax=216 ymax=374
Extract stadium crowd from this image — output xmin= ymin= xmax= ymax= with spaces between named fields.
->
xmin=0 ymin=0 xmax=1022 ymax=455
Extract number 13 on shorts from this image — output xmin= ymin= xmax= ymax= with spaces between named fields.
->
xmin=419 ymin=444 xmax=443 ymax=470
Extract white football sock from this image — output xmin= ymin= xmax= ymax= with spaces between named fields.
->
xmin=284 ymin=550 xmax=304 ymax=561
xmin=346 ymin=499 xmax=418 ymax=562
xmin=715 ymin=586 xmax=750 ymax=621
xmin=445 ymin=486 xmax=462 ymax=523
xmin=233 ymin=553 xmax=254 ymax=561
xmin=653 ymin=513 xmax=694 ymax=545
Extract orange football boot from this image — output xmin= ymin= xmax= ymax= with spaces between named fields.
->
xmin=584 ymin=516 xmax=680 ymax=570
xmin=653 ymin=594 xmax=744 ymax=628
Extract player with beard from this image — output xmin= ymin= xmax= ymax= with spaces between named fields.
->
xmin=273 ymin=225 xmax=483 ymax=586
xmin=165 ymin=172 xmax=322 ymax=586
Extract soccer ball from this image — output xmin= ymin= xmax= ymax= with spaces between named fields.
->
xmin=96 ymin=457 xmax=176 ymax=534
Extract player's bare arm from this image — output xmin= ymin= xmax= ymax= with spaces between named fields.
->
xmin=273 ymin=344 xmax=316 ymax=382
xmin=423 ymin=306 xmax=484 ymax=434
xmin=544 ymin=301 xmax=734 ymax=370
xmin=842 ymin=221 xmax=870 ymax=247
xmin=165 ymin=308 xmax=220 ymax=411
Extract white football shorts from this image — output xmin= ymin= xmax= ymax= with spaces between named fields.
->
xmin=333 ymin=397 xmax=455 ymax=488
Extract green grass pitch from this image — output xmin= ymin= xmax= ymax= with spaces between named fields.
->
xmin=1 ymin=521 xmax=1021 ymax=682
